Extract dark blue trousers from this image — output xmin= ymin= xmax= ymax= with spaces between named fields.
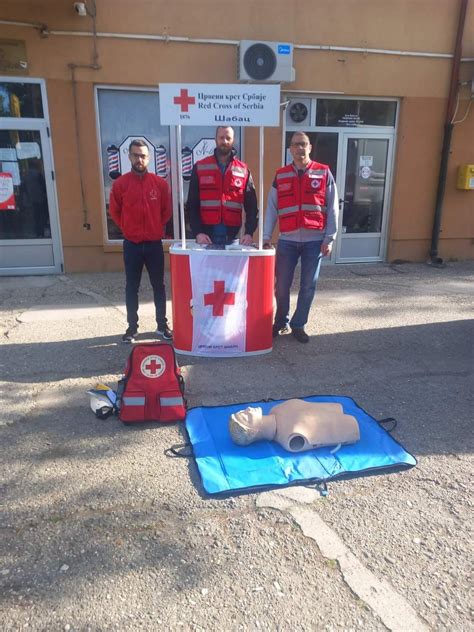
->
xmin=274 ymin=239 xmax=323 ymax=329
xmin=123 ymin=239 xmax=167 ymax=332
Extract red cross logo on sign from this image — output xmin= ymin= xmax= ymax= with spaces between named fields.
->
xmin=173 ymin=89 xmax=196 ymax=112
xmin=141 ymin=355 xmax=166 ymax=378
xmin=204 ymin=280 xmax=236 ymax=317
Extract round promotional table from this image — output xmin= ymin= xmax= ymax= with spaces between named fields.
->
xmin=170 ymin=242 xmax=275 ymax=357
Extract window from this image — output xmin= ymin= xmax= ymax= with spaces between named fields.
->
xmin=97 ymin=88 xmax=243 ymax=241
xmin=316 ymin=99 xmax=396 ymax=127
xmin=0 ymin=129 xmax=50 ymax=239
xmin=0 ymin=82 xmax=43 ymax=118
xmin=343 ymin=138 xmax=389 ymax=234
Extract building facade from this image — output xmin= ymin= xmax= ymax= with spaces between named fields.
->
xmin=0 ymin=0 xmax=473 ymax=274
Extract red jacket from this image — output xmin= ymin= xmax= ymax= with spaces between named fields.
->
xmin=276 ymin=161 xmax=329 ymax=232
xmin=109 ymin=171 xmax=171 ymax=243
xmin=196 ymin=155 xmax=249 ymax=227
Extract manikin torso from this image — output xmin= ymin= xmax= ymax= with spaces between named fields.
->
xmin=229 ymin=400 xmax=360 ymax=452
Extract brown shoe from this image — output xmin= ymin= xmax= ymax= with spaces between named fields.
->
xmin=292 ymin=327 xmax=309 ymax=343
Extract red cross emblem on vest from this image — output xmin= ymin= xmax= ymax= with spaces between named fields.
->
xmin=173 ymin=89 xmax=196 ymax=112
xmin=140 ymin=355 xmax=166 ymax=378
xmin=204 ymin=280 xmax=235 ymax=317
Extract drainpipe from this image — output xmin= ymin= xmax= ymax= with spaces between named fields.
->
xmin=429 ymin=0 xmax=468 ymax=263
xmin=68 ymin=0 xmax=101 ymax=230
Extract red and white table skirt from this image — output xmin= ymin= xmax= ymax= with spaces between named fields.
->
xmin=170 ymin=243 xmax=275 ymax=357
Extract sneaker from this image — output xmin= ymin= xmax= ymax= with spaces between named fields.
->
xmin=272 ymin=323 xmax=291 ymax=338
xmin=122 ymin=328 xmax=137 ymax=343
xmin=156 ymin=325 xmax=173 ymax=341
xmin=292 ymin=327 xmax=309 ymax=343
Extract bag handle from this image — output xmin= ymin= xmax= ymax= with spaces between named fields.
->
xmin=164 ymin=442 xmax=193 ymax=458
xmin=377 ymin=417 xmax=397 ymax=432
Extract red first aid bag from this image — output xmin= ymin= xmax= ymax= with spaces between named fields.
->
xmin=116 ymin=343 xmax=186 ymax=423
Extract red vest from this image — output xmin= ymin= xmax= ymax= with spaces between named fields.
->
xmin=276 ymin=161 xmax=329 ymax=232
xmin=196 ymin=155 xmax=248 ymax=227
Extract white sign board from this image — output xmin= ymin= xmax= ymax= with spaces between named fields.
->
xmin=159 ymin=84 xmax=281 ymax=127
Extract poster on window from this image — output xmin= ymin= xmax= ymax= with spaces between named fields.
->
xmin=180 ymin=138 xmax=216 ymax=182
xmin=0 ymin=148 xmax=17 ymax=161
xmin=15 ymin=142 xmax=41 ymax=160
xmin=0 ymin=172 xmax=15 ymax=210
xmin=1 ymin=161 xmax=21 ymax=185
xmin=192 ymin=138 xmax=215 ymax=163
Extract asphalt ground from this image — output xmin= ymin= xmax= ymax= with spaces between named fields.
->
xmin=0 ymin=261 xmax=472 ymax=631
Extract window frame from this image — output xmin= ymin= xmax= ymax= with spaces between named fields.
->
xmin=0 ymin=76 xmax=49 ymax=122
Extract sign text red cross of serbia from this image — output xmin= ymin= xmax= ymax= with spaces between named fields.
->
xmin=173 ymin=89 xmax=196 ymax=112
xmin=204 ymin=280 xmax=235 ymax=317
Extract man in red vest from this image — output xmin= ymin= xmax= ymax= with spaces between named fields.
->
xmin=187 ymin=126 xmax=258 ymax=246
xmin=263 ymin=132 xmax=339 ymax=343
xmin=109 ymin=139 xmax=172 ymax=343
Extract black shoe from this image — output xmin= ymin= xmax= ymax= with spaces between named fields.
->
xmin=122 ymin=328 xmax=137 ymax=343
xmin=156 ymin=325 xmax=173 ymax=341
xmin=272 ymin=323 xmax=291 ymax=338
xmin=292 ymin=327 xmax=309 ymax=343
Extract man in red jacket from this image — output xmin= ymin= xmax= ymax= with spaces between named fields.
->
xmin=109 ymin=139 xmax=172 ymax=343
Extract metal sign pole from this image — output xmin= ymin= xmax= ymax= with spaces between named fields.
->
xmin=176 ymin=124 xmax=186 ymax=250
xmin=258 ymin=125 xmax=264 ymax=250
xmin=281 ymin=100 xmax=289 ymax=167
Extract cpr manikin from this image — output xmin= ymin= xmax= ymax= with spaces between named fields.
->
xmin=229 ymin=400 xmax=360 ymax=452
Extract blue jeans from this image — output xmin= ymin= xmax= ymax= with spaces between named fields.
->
xmin=123 ymin=239 xmax=167 ymax=331
xmin=274 ymin=239 xmax=323 ymax=330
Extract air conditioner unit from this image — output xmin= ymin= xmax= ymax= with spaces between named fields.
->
xmin=285 ymin=98 xmax=312 ymax=127
xmin=238 ymin=40 xmax=295 ymax=83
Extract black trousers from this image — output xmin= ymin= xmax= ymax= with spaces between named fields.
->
xmin=123 ymin=239 xmax=167 ymax=331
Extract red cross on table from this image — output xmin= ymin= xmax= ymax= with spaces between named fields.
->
xmin=204 ymin=280 xmax=235 ymax=317
xmin=145 ymin=358 xmax=162 ymax=374
xmin=173 ymin=89 xmax=196 ymax=112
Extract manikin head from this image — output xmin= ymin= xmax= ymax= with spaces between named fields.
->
xmin=229 ymin=406 xmax=276 ymax=446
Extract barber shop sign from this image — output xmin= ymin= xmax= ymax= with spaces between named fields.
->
xmin=159 ymin=84 xmax=280 ymax=127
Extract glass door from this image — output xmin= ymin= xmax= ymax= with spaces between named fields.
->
xmin=0 ymin=120 xmax=62 ymax=274
xmin=336 ymin=134 xmax=394 ymax=262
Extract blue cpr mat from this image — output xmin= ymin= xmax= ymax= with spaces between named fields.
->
xmin=185 ymin=395 xmax=416 ymax=495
